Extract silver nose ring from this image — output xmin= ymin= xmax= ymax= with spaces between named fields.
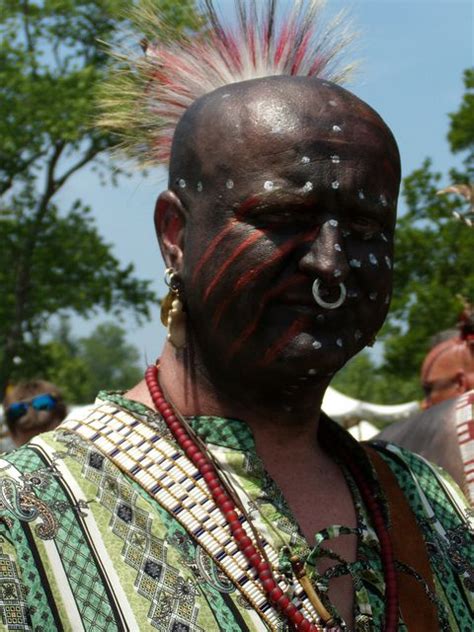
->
xmin=312 ymin=279 xmax=347 ymax=310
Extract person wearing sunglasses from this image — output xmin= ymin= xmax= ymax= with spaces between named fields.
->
xmin=2 ymin=380 xmax=67 ymax=448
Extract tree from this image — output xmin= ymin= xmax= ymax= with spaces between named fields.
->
xmin=333 ymin=69 xmax=474 ymax=404
xmin=29 ymin=319 xmax=144 ymax=403
xmin=0 ymin=0 xmax=199 ymax=394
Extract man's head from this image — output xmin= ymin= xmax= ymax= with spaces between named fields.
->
xmin=3 ymin=380 xmax=66 ymax=447
xmin=421 ymin=336 xmax=474 ymax=409
xmin=156 ymin=76 xmax=400 ymax=387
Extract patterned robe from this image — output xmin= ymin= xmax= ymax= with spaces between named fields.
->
xmin=0 ymin=392 xmax=472 ymax=631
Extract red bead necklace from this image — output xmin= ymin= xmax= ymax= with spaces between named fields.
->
xmin=145 ymin=364 xmax=398 ymax=631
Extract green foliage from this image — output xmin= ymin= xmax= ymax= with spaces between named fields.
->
xmin=334 ymin=70 xmax=474 ymax=404
xmin=448 ymin=68 xmax=474 ymax=172
xmin=0 ymin=0 xmax=198 ymax=393
xmin=31 ymin=319 xmax=144 ymax=403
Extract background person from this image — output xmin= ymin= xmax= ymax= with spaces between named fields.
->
xmin=2 ymin=379 xmax=66 ymax=448
xmin=420 ymin=304 xmax=474 ymax=409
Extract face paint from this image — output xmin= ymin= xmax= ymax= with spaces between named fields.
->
xmin=213 ymin=228 xmax=319 ymax=328
xmin=369 ymin=253 xmax=378 ymax=266
xmin=180 ymin=78 xmax=400 ymax=383
xmin=260 ymin=316 xmax=310 ymax=367
xmin=191 ymin=219 xmax=237 ymax=284
xmin=203 ymin=228 xmax=265 ymax=303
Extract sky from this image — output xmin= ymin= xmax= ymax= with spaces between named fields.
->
xmin=56 ymin=0 xmax=473 ymax=365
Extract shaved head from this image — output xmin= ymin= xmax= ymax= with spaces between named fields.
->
xmin=169 ymin=76 xmax=400 ymax=208
xmin=157 ymin=75 xmax=401 ymax=392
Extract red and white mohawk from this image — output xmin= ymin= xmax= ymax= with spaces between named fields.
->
xmin=99 ymin=0 xmax=356 ymax=166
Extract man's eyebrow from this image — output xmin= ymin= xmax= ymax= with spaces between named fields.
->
xmin=236 ymin=191 xmax=314 ymax=216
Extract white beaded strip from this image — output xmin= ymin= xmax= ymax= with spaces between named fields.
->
xmin=62 ymin=404 xmax=321 ymax=629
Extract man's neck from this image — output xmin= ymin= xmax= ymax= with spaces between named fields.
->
xmin=127 ymin=341 xmax=331 ymax=461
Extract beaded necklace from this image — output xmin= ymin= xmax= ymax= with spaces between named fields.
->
xmin=145 ymin=363 xmax=400 ymax=632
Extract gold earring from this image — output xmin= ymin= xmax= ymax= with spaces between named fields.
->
xmin=161 ymin=268 xmax=186 ymax=349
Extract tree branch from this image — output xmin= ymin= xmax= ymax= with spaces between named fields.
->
xmin=54 ymin=143 xmax=104 ymax=190
xmin=0 ymin=150 xmax=48 ymax=196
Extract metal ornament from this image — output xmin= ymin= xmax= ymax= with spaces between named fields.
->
xmin=312 ymin=279 xmax=346 ymax=310
xmin=161 ymin=268 xmax=186 ymax=349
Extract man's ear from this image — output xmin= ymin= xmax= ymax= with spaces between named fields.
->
xmin=154 ymin=190 xmax=187 ymax=272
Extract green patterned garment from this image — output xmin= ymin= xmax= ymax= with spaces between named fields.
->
xmin=0 ymin=392 xmax=472 ymax=631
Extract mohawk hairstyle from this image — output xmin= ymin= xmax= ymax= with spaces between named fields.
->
xmin=98 ymin=0 xmax=356 ymax=166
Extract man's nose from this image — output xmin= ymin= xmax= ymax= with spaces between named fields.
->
xmin=298 ymin=220 xmax=350 ymax=284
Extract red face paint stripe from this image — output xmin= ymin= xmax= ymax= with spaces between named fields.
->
xmin=260 ymin=316 xmax=310 ymax=367
xmin=192 ymin=219 xmax=237 ymax=284
xmin=227 ymin=276 xmax=306 ymax=359
xmin=203 ymin=230 xmax=265 ymax=303
xmin=213 ymin=228 xmax=319 ymax=327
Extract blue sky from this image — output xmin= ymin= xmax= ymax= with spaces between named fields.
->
xmin=57 ymin=0 xmax=473 ymax=364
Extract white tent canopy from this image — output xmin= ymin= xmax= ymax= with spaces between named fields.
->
xmin=322 ymin=386 xmax=419 ymax=426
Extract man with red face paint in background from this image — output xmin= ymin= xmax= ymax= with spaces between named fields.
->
xmin=378 ymin=306 xmax=474 ymax=504
xmin=0 ymin=3 xmax=472 ymax=631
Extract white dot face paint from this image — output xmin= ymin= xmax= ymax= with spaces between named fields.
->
xmin=334 ymin=269 xmax=342 ymax=278
xmin=385 ymin=256 xmax=392 ymax=269
xmin=312 ymin=340 xmax=322 ymax=350
xmin=381 ymin=233 xmax=388 ymax=242
xmin=348 ymin=289 xmax=358 ymax=298
xmin=349 ymin=259 xmax=361 ymax=268
xmin=379 ymin=194 xmax=388 ymax=207
xmin=332 ymin=180 xmax=340 ymax=190
xmin=302 ymin=181 xmax=313 ymax=193
xmin=226 ymin=179 xmax=234 ymax=190
xmin=369 ymin=253 xmax=378 ymax=266
xmin=178 ymin=178 xmax=186 ymax=189
xmin=355 ymin=330 xmax=363 ymax=340
xmin=331 ymin=155 xmax=340 ymax=164
xmin=308 ymin=368 xmax=317 ymax=375
xmin=342 ymin=229 xmax=351 ymax=237
xmin=334 ymin=243 xmax=342 ymax=252
xmin=301 ymin=156 xmax=310 ymax=165
xmin=329 ymin=219 xmax=338 ymax=227
xmin=316 ymin=314 xmax=325 ymax=323
xmin=385 ymin=295 xmax=390 ymax=305
xmin=329 ymin=100 xmax=337 ymax=107
xmin=336 ymin=338 xmax=343 ymax=347
xmin=197 ymin=182 xmax=203 ymax=193
xmin=358 ymin=190 xmax=365 ymax=200
xmin=332 ymin=125 xmax=342 ymax=133
xmin=264 ymin=181 xmax=274 ymax=191
xmin=369 ymin=292 xmax=378 ymax=301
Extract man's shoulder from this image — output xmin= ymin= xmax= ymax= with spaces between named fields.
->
xmin=367 ymin=439 xmax=472 ymax=528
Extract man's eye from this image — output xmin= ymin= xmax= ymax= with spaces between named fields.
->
xmin=350 ymin=216 xmax=382 ymax=237
xmin=253 ymin=211 xmax=298 ymax=226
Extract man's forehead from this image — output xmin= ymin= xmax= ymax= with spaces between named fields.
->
xmin=192 ymin=77 xmax=396 ymax=176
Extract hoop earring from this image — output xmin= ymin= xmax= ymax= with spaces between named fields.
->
xmin=312 ymin=279 xmax=347 ymax=310
xmin=161 ymin=268 xmax=186 ymax=349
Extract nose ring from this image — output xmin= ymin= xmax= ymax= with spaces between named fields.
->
xmin=312 ymin=279 xmax=347 ymax=310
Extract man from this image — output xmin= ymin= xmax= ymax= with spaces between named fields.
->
xmin=1 ymin=380 xmax=66 ymax=449
xmin=420 ymin=325 xmax=474 ymax=410
xmin=378 ymin=308 xmax=474 ymax=501
xmin=0 ymin=2 xmax=472 ymax=631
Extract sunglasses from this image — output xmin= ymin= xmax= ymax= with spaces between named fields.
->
xmin=6 ymin=393 xmax=58 ymax=423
